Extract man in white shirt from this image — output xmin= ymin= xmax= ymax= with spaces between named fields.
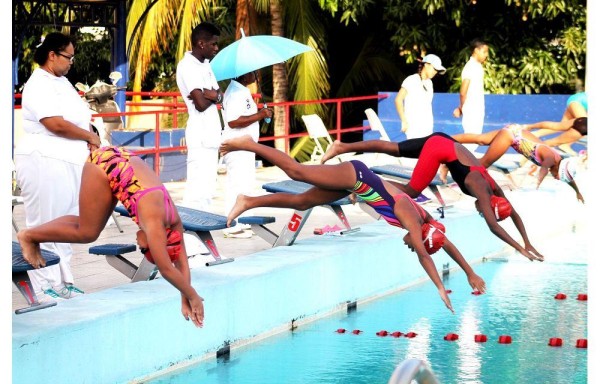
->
xmin=176 ymin=22 xmax=223 ymax=211
xmin=453 ymin=39 xmax=489 ymax=153
xmin=221 ymin=72 xmax=273 ymax=237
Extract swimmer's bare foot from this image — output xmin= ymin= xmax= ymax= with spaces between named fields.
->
xmin=320 ymin=140 xmax=344 ymax=164
xmin=219 ymin=135 xmax=255 ymax=156
xmin=439 ymin=164 xmax=449 ymax=184
xmin=227 ymin=194 xmax=251 ymax=227
xmin=16 ymin=230 xmax=46 ymax=268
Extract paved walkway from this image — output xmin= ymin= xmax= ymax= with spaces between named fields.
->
xmin=11 ymin=159 xmax=535 ymax=312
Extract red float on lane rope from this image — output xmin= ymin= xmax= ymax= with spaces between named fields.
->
xmin=471 ymin=290 xmax=483 ymax=295
xmin=335 ymin=328 xmax=346 ymax=334
xmin=577 ymin=294 xmax=588 ymax=301
xmin=548 ymin=338 xmax=563 ymax=347
xmin=444 ymin=333 xmax=459 ymax=341
xmin=390 ymin=331 xmax=403 ymax=338
xmin=576 ymin=339 xmax=588 ymax=348
xmin=498 ymin=335 xmax=512 ymax=344
xmin=445 ymin=289 xmax=452 ymax=294
xmin=405 ymin=332 xmax=417 ymax=338
xmin=554 ymin=293 xmax=567 ymax=300
xmin=474 ymin=334 xmax=488 ymax=343
xmin=352 ymin=329 xmax=362 ymax=335
xmin=376 ymin=330 xmax=388 ymax=337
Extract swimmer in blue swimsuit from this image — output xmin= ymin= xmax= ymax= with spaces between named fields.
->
xmin=528 ymin=92 xmax=587 ymax=155
xmin=220 ymin=135 xmax=487 ymax=313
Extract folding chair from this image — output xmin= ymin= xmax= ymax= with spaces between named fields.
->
xmin=301 ymin=114 xmax=335 ymax=163
xmin=364 ymin=108 xmax=401 ymax=165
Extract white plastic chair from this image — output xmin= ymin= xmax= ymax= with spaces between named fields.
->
xmin=364 ymin=108 xmax=391 ymax=142
xmin=301 ymin=114 xmax=353 ymax=164
xmin=364 ymin=108 xmax=401 ymax=165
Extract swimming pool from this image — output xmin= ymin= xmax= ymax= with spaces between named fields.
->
xmin=148 ymin=231 xmax=588 ymax=384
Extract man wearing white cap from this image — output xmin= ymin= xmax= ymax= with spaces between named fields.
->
xmin=453 ymin=39 xmax=489 ymax=153
xmin=395 ymin=53 xmax=446 ymax=142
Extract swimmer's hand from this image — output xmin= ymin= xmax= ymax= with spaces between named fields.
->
xmin=439 ymin=288 xmax=454 ymax=314
xmin=518 ymin=246 xmax=544 ymax=262
xmin=576 ymin=192 xmax=584 ymax=204
xmin=467 ymin=273 xmax=486 ymax=293
xmin=182 ymin=294 xmax=205 ymax=328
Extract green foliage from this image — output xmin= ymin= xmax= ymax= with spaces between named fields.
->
xmin=384 ymin=0 xmax=587 ymax=94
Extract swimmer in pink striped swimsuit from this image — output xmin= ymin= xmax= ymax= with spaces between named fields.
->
xmin=17 ymin=145 xmax=205 ymax=328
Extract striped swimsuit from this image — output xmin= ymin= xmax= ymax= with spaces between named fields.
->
xmin=88 ymin=146 xmax=175 ymax=225
xmin=349 ymin=160 xmax=427 ymax=228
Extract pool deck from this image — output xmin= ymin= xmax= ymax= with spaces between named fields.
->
xmin=11 ymin=157 xmax=590 ymax=383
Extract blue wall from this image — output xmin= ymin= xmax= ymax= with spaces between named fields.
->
xmin=112 ymin=129 xmax=187 ymax=182
xmin=366 ymin=92 xmax=572 ymax=150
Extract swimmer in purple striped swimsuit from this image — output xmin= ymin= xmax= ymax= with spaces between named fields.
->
xmin=17 ymin=146 xmax=205 ymax=328
xmin=220 ymin=135 xmax=487 ymax=313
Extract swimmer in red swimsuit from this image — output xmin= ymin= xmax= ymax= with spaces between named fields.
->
xmin=17 ymin=146 xmax=204 ymax=328
xmin=321 ymin=133 xmax=544 ymax=262
xmin=220 ymin=135 xmax=487 ymax=313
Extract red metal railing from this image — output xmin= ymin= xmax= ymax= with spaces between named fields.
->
xmin=13 ymin=91 xmax=389 ymax=175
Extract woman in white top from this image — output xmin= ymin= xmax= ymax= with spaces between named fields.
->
xmin=395 ymin=54 xmax=446 ymax=140
xmin=14 ymin=32 xmax=101 ymax=301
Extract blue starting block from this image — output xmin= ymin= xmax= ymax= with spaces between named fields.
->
xmin=12 ymin=241 xmax=61 ymax=314
xmin=114 ymin=205 xmax=235 ymax=267
xmin=369 ymin=164 xmax=455 ymax=218
xmin=88 ymin=243 xmax=159 ymax=282
xmin=260 ymin=180 xmax=360 ymax=246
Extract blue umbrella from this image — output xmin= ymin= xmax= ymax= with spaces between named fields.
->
xmin=211 ymin=29 xmax=313 ymax=81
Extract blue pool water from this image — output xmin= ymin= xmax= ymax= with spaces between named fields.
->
xmin=149 ymin=233 xmax=588 ymax=384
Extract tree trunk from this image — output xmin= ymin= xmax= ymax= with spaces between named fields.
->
xmin=270 ymin=0 xmax=288 ymax=152
xmin=235 ymin=0 xmax=259 ymax=95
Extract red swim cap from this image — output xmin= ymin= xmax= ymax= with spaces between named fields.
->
xmin=421 ymin=221 xmax=446 ymax=255
xmin=142 ymin=229 xmax=182 ymax=264
xmin=490 ymin=195 xmax=511 ymax=221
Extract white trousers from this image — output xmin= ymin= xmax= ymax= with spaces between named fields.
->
xmin=15 ymin=151 xmax=83 ymax=295
xmin=223 ymin=150 xmax=256 ymax=220
xmin=182 ymin=145 xmax=219 ymax=211
xmin=461 ymin=104 xmax=485 ymax=153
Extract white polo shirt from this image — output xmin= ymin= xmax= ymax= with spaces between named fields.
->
xmin=461 ymin=56 xmax=485 ymax=112
xmin=176 ymin=51 xmax=222 ymax=148
xmin=400 ymin=73 xmax=434 ymax=133
xmin=15 ymin=68 xmax=91 ymax=164
xmin=222 ymin=80 xmax=259 ymax=142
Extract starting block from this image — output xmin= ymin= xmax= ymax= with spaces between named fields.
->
xmin=261 ymin=180 xmax=358 ymax=246
xmin=114 ymin=205 xmax=235 ymax=267
xmin=88 ymin=243 xmax=159 ymax=282
xmin=12 ymin=241 xmax=61 ymax=314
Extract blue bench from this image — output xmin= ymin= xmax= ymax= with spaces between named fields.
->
xmin=260 ymin=180 xmax=361 ymax=246
xmin=369 ymin=164 xmax=455 ymax=218
xmin=87 ymin=243 xmax=159 ymax=282
xmin=114 ymin=205 xmax=235 ymax=267
xmin=12 ymin=241 xmax=61 ymax=314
